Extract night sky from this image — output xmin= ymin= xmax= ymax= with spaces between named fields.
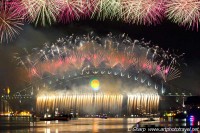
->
xmin=0 ymin=19 xmax=200 ymax=95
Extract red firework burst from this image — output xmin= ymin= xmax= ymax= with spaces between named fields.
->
xmin=57 ymin=0 xmax=96 ymax=23
xmin=0 ymin=1 xmax=24 ymax=43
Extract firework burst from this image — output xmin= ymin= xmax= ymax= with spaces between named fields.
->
xmin=57 ymin=0 xmax=85 ymax=23
xmin=7 ymin=0 xmax=30 ymax=22
xmin=19 ymin=0 xmax=61 ymax=26
xmin=165 ymin=0 xmax=200 ymax=30
xmin=0 ymin=1 xmax=24 ymax=43
xmin=121 ymin=0 xmax=165 ymax=25
xmin=92 ymin=0 xmax=122 ymax=20
xmin=16 ymin=32 xmax=183 ymax=89
xmin=81 ymin=0 xmax=97 ymax=18
xmin=57 ymin=0 xmax=97 ymax=24
xmin=0 ymin=0 xmax=198 ymax=40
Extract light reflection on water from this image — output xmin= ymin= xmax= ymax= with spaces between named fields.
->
xmin=0 ymin=118 xmax=142 ymax=133
xmin=30 ymin=118 xmax=140 ymax=132
xmin=0 ymin=118 xmax=200 ymax=133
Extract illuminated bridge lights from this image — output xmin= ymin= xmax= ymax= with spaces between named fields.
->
xmin=1 ymin=95 xmax=33 ymax=100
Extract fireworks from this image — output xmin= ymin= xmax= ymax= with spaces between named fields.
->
xmin=0 ymin=1 xmax=24 ymax=43
xmin=81 ymin=0 xmax=97 ymax=18
xmin=19 ymin=0 xmax=61 ymax=26
xmin=122 ymin=0 xmax=165 ymax=25
xmin=92 ymin=0 xmax=122 ymax=20
xmin=16 ymin=33 xmax=183 ymax=95
xmin=58 ymin=0 xmax=97 ymax=23
xmin=127 ymin=94 xmax=159 ymax=114
xmin=57 ymin=0 xmax=83 ymax=23
xmin=37 ymin=93 xmax=124 ymax=114
xmin=0 ymin=0 xmax=198 ymax=40
xmin=8 ymin=0 xmax=30 ymax=22
xmin=37 ymin=93 xmax=159 ymax=115
xmin=165 ymin=0 xmax=200 ymax=30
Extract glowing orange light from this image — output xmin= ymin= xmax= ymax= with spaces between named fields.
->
xmin=90 ymin=79 xmax=100 ymax=90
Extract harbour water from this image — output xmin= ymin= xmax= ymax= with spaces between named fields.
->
xmin=0 ymin=117 xmax=200 ymax=133
xmin=0 ymin=117 xmax=136 ymax=133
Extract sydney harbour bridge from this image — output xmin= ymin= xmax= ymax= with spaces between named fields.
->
xmin=0 ymin=33 xmax=192 ymax=116
xmin=0 ymin=76 xmax=192 ymax=116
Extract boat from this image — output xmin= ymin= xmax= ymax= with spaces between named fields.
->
xmin=40 ymin=114 xmax=71 ymax=121
xmin=100 ymin=114 xmax=108 ymax=119
xmin=134 ymin=118 xmax=160 ymax=128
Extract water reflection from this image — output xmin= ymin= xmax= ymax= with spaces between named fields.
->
xmin=44 ymin=128 xmax=50 ymax=133
xmin=1 ymin=118 xmax=200 ymax=133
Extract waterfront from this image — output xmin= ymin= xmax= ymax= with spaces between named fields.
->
xmin=0 ymin=117 xmax=151 ymax=133
xmin=1 ymin=117 xmax=200 ymax=133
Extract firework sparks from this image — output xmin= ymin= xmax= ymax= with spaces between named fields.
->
xmin=92 ymin=0 xmax=122 ymax=20
xmin=19 ymin=0 xmax=61 ymax=26
xmin=0 ymin=1 xmax=24 ymax=43
xmin=16 ymin=32 xmax=183 ymax=91
xmin=7 ymin=0 xmax=30 ymax=22
xmin=165 ymin=0 xmax=200 ymax=30
xmin=57 ymin=0 xmax=96 ymax=23
xmin=57 ymin=0 xmax=83 ymax=23
xmin=81 ymin=0 xmax=97 ymax=18
xmin=0 ymin=0 xmax=198 ymax=39
xmin=121 ymin=0 xmax=165 ymax=25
